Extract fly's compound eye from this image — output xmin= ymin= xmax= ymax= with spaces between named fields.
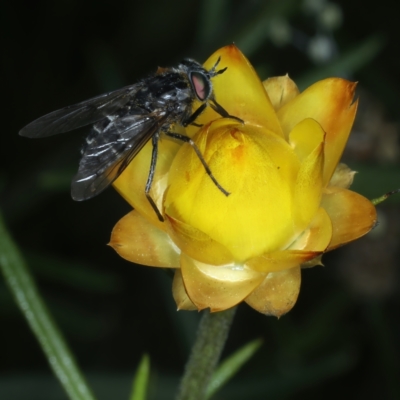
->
xmin=190 ymin=72 xmax=212 ymax=101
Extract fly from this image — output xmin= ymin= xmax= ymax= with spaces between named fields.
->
xmin=19 ymin=57 xmax=241 ymax=221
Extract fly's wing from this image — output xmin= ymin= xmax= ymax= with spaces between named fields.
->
xmin=19 ymin=84 xmax=141 ymax=138
xmin=71 ymin=110 xmax=169 ymax=201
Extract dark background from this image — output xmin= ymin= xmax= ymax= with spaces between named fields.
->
xmin=1 ymin=0 xmax=400 ymax=399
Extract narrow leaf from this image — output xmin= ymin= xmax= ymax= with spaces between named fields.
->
xmin=0 ymin=211 xmax=97 ymax=400
xmin=130 ymin=354 xmax=151 ymax=400
xmin=206 ymin=338 xmax=263 ymax=399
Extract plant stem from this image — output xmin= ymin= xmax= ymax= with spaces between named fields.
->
xmin=175 ymin=307 xmax=237 ymax=400
xmin=0 ymin=211 xmax=97 ymax=400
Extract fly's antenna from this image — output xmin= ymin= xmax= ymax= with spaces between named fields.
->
xmin=209 ymin=57 xmax=227 ymax=77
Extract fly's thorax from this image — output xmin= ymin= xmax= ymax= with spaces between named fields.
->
xmin=157 ymin=84 xmax=193 ymax=110
xmin=134 ymin=71 xmax=193 ymax=114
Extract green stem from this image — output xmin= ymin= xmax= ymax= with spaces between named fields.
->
xmin=0 ymin=211 xmax=97 ymax=400
xmin=175 ymin=307 xmax=237 ymax=400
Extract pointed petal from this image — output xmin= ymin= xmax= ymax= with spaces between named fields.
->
xmin=109 ymin=210 xmax=180 ymax=267
xmin=329 ymin=163 xmax=356 ymax=189
xmin=172 ymin=269 xmax=197 ymax=311
xmin=180 ymin=254 xmax=265 ymax=312
xmin=291 ymin=119 xmax=325 ymax=231
xmin=290 ymin=207 xmax=332 ymax=252
xmin=166 ymin=214 xmax=234 ymax=265
xmin=277 ymin=78 xmax=357 ymax=185
xmin=321 ymin=187 xmax=377 ymax=250
xmin=242 ymin=207 xmax=331 ymax=273
xmin=187 ymin=44 xmax=283 ymax=137
xmin=263 ymin=75 xmax=300 ymax=111
xmin=245 ymin=267 xmax=301 ymax=316
xmin=289 ymin=118 xmax=325 ymax=163
xmin=301 ymin=255 xmax=323 ymax=268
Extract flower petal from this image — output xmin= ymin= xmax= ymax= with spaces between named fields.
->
xmin=290 ymin=207 xmax=332 ymax=252
xmin=329 ymin=163 xmax=356 ymax=189
xmin=301 ymin=255 xmax=323 ymax=269
xmin=291 ymin=119 xmax=325 ymax=231
xmin=187 ymin=44 xmax=283 ymax=137
xmin=289 ymin=118 xmax=325 ymax=163
xmin=180 ymin=254 xmax=265 ymax=312
xmin=277 ymin=78 xmax=357 ymax=185
xmin=263 ymin=75 xmax=300 ymax=111
xmin=109 ymin=210 xmax=180 ymax=267
xmin=246 ymin=250 xmax=319 ymax=273
xmin=246 ymin=206 xmax=332 ymax=273
xmin=245 ymin=267 xmax=301 ymax=316
xmin=321 ymin=187 xmax=377 ymax=250
xmin=166 ymin=214 xmax=234 ymax=265
xmin=172 ymin=270 xmax=197 ymax=311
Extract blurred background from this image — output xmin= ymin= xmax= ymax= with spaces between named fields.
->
xmin=1 ymin=0 xmax=400 ymax=399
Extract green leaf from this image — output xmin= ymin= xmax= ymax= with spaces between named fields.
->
xmin=206 ymin=338 xmax=263 ymax=399
xmin=130 ymin=354 xmax=151 ymax=400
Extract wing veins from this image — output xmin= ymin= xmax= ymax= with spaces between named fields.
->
xmin=19 ymin=84 xmax=140 ymax=138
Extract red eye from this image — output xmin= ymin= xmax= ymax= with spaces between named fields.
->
xmin=191 ymin=72 xmax=208 ymax=101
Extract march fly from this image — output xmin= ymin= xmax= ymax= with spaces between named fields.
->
xmin=19 ymin=57 xmax=241 ymax=221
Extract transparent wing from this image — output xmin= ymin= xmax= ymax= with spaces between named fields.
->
xmin=71 ymin=110 xmax=169 ymax=201
xmin=19 ymin=83 xmax=141 ymax=138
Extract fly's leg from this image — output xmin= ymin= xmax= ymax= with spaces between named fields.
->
xmin=209 ymin=98 xmax=243 ymax=123
xmin=165 ymin=131 xmax=230 ymax=196
xmin=183 ymin=99 xmax=243 ymax=127
xmin=145 ymin=134 xmax=164 ymax=222
xmin=182 ymin=103 xmax=208 ymax=127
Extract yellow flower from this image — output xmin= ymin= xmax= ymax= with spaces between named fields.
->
xmin=110 ymin=45 xmax=376 ymax=316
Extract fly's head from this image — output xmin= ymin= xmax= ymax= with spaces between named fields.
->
xmin=180 ymin=57 xmax=227 ymax=104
